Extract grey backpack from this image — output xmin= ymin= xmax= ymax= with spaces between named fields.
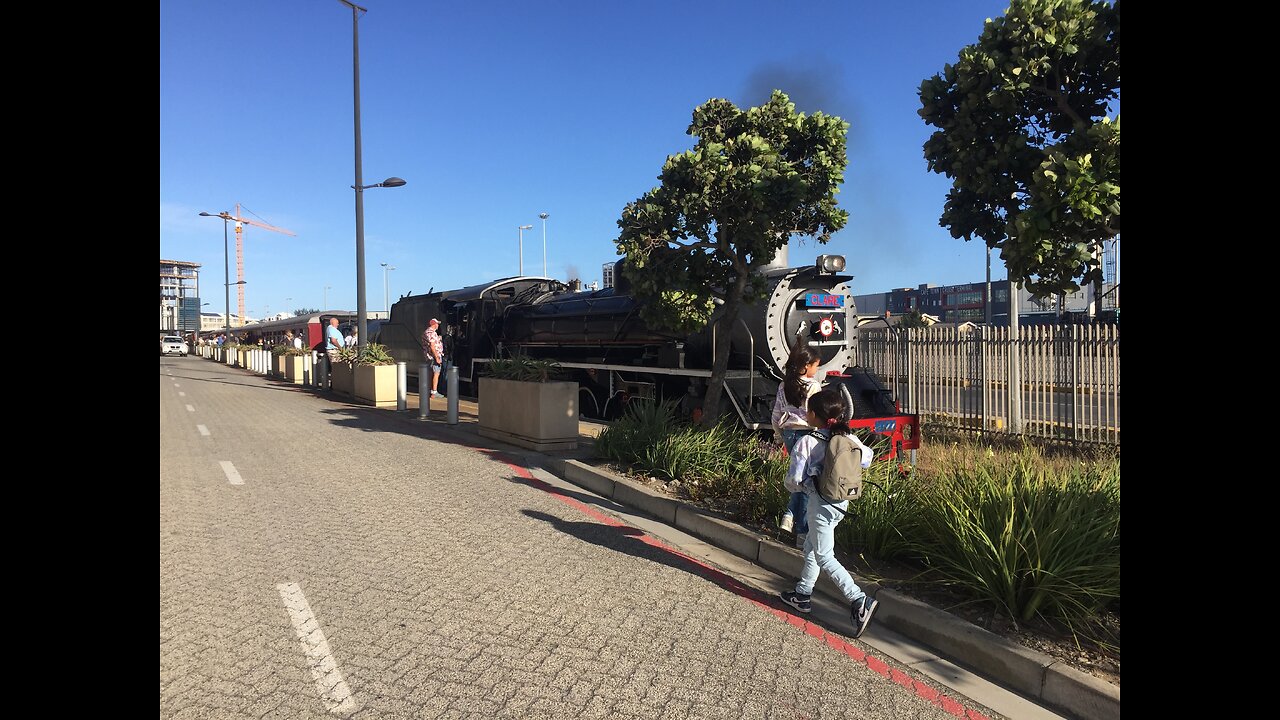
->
xmin=811 ymin=431 xmax=864 ymax=504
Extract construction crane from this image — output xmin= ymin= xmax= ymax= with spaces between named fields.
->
xmin=226 ymin=203 xmax=296 ymax=322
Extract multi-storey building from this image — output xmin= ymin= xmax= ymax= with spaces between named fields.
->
xmin=159 ymin=260 xmax=201 ymax=335
xmin=855 ymin=278 xmax=1118 ymax=326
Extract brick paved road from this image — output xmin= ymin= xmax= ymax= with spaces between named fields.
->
xmin=161 ymin=357 xmax=1002 ymax=719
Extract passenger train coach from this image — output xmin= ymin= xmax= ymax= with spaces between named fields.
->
xmin=199 ymin=312 xmax=367 ymax=353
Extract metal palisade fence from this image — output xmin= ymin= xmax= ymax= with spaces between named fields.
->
xmin=856 ymin=324 xmax=1120 ymax=445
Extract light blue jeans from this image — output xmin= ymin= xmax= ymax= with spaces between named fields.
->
xmin=781 ymin=428 xmax=809 ymax=535
xmin=795 ymin=492 xmax=866 ymax=603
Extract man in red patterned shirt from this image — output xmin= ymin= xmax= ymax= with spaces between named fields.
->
xmin=422 ymin=318 xmax=445 ymax=399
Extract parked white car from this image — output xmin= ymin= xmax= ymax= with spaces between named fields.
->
xmin=160 ymin=336 xmax=189 ymax=357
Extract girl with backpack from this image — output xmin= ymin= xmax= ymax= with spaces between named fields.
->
xmin=771 ymin=343 xmax=823 ymax=548
xmin=777 ymin=388 xmax=880 ymax=638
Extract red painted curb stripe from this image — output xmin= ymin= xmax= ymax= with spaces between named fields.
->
xmin=490 ymin=451 xmax=993 ymax=720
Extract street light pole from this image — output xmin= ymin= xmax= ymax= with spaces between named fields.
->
xmin=539 ymin=212 xmax=549 ymax=277
xmin=338 ymin=0 xmax=405 ymax=349
xmin=324 ymin=285 xmax=332 ymax=309
xmin=518 ymin=225 xmax=532 ymax=276
xmin=381 ymin=262 xmax=396 ymax=312
xmin=199 ymin=211 xmax=234 ymax=342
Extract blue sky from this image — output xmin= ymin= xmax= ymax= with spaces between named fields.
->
xmin=161 ymin=0 xmax=1019 ymax=319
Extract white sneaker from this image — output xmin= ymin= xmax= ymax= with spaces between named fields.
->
xmin=795 ymin=533 xmax=807 ymax=549
xmin=779 ymin=514 xmax=794 ymax=533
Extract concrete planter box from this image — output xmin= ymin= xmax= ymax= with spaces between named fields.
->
xmin=478 ymin=377 xmax=579 ymax=451
xmin=274 ymin=355 xmax=287 ymax=377
xmin=355 ymin=364 xmax=398 ymax=407
xmin=284 ymin=355 xmax=306 ymax=385
xmin=331 ymin=361 xmax=354 ymax=396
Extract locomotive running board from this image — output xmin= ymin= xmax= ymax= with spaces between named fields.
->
xmin=552 ymin=361 xmax=756 ymax=379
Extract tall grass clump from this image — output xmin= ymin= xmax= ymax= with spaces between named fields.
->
xmin=595 ymin=402 xmax=788 ymax=524
xmin=835 ymin=455 xmax=919 ymax=561
xmin=908 ymin=444 xmax=1120 ymax=635
xmin=685 ymin=432 xmax=789 ymax=525
xmin=594 ymin=399 xmax=682 ymax=462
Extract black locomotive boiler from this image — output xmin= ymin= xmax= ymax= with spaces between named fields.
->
xmin=377 ymin=254 xmax=918 ymax=458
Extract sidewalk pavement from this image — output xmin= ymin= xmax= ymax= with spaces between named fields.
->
xmin=319 ymin=383 xmax=1119 ymax=720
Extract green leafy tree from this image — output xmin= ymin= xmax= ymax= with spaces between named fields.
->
xmin=899 ymin=309 xmax=931 ymax=329
xmin=919 ymin=0 xmax=1120 ymax=298
xmin=616 ymin=90 xmax=849 ymax=422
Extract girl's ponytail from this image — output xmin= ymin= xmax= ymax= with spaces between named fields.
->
xmin=783 ymin=342 xmax=822 ymax=407
xmin=810 ymin=388 xmax=852 ymax=436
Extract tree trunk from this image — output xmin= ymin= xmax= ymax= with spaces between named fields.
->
xmin=700 ymin=301 xmax=741 ymax=427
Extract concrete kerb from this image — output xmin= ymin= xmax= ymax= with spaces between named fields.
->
xmin=554 ymin=459 xmax=1120 ymax=720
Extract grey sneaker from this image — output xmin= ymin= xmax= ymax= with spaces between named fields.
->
xmin=851 ymin=594 xmax=879 ymax=638
xmin=779 ymin=590 xmax=812 ymax=614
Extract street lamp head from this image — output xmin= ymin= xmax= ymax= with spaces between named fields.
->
xmin=539 ymin=212 xmax=549 ymax=220
xmin=519 ymin=224 xmax=533 ymax=230
xmin=380 ymin=176 xmax=407 ymax=187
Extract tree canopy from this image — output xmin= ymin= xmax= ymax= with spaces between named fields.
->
xmin=919 ymin=0 xmax=1120 ymax=298
xmin=616 ymin=90 xmax=849 ymax=419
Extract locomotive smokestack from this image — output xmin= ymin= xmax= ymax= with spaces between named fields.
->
xmin=759 ymin=238 xmax=790 ymax=272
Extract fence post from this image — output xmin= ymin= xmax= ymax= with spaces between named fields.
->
xmin=978 ymin=325 xmax=987 ymax=431
xmin=1071 ymin=324 xmax=1080 ymax=442
xmin=906 ymin=328 xmax=916 ymax=417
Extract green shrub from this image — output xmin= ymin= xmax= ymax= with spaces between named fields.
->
xmin=595 ymin=399 xmax=682 ymax=462
xmin=907 ymin=445 xmax=1120 ymax=634
xmin=485 ymin=354 xmax=563 ymax=382
xmin=835 ymin=459 xmax=918 ymax=560
xmin=355 ymin=342 xmax=395 ymax=366
xmin=686 ymin=434 xmax=790 ymax=525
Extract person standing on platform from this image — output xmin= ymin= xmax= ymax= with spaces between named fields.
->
xmin=324 ymin=317 xmax=344 ymax=388
xmin=422 ymin=318 xmax=445 ymax=399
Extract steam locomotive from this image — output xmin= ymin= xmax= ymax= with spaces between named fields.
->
xmin=377 ymin=253 xmax=919 ymax=457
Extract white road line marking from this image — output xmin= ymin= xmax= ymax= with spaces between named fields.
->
xmin=219 ymin=461 xmax=244 ymax=485
xmin=277 ymin=583 xmax=358 ymax=716
xmin=197 ymin=425 xmax=210 ymax=436
xmin=186 ymin=405 xmax=195 ymax=412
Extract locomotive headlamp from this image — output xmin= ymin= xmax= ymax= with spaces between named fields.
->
xmin=816 ymin=254 xmax=846 ymax=273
